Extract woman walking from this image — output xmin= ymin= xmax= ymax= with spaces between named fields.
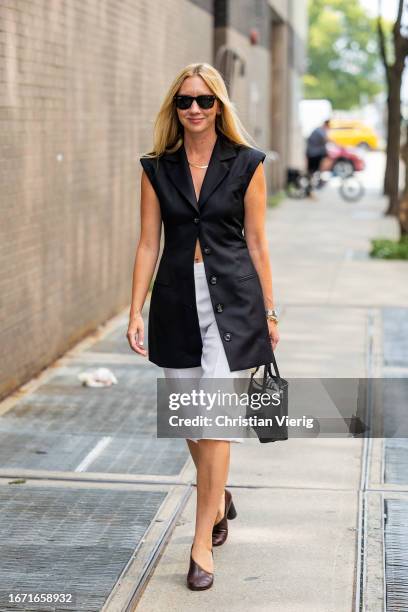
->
xmin=127 ymin=62 xmax=279 ymax=590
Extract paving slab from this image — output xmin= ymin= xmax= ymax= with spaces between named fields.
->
xmin=137 ymin=484 xmax=358 ymax=612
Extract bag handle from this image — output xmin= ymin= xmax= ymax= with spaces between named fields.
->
xmin=252 ymin=348 xmax=281 ymax=381
xmin=268 ymin=349 xmax=281 ymax=379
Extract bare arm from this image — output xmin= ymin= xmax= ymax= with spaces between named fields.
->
xmin=243 ymin=162 xmax=279 ymax=350
xmin=127 ymin=169 xmax=162 ymax=356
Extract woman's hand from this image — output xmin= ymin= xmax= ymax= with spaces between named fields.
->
xmin=267 ymin=320 xmax=280 ymax=352
xmin=127 ymin=314 xmax=148 ymax=356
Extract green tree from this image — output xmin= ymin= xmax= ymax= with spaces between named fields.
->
xmin=378 ymin=0 xmax=408 ymax=217
xmin=304 ymin=0 xmax=383 ymax=109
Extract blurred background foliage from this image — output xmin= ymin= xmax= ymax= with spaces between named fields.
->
xmin=303 ymin=0 xmax=387 ymax=109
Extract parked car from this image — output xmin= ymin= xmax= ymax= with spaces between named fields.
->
xmin=328 ymin=119 xmax=379 ymax=151
xmin=325 ymin=142 xmax=365 ymax=177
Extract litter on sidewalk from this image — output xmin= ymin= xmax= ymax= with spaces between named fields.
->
xmin=78 ymin=367 xmax=118 ymax=387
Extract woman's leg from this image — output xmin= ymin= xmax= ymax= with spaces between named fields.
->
xmin=191 ymin=439 xmax=230 ymax=572
xmin=186 ymin=439 xmax=200 ymax=467
xmin=162 ymin=365 xmax=202 ymax=459
xmin=190 ymin=263 xmax=251 ymax=572
xmin=161 ymin=372 xmax=222 ymax=573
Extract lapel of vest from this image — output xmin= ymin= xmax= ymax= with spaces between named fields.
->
xmin=161 ymin=133 xmax=238 ymax=213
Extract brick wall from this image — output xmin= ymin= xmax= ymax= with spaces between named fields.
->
xmin=0 ymin=0 xmax=213 ymax=398
xmin=0 ymin=0 xmax=306 ymax=399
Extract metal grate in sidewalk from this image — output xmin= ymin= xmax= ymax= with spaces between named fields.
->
xmin=0 ymin=430 xmax=187 ymax=476
xmin=84 ymin=324 xmax=145 ymax=356
xmin=384 ymin=439 xmax=408 ymax=485
xmin=384 ymin=498 xmax=408 ymax=611
xmin=0 ymin=484 xmax=166 ymax=611
xmin=382 ymin=308 xmax=408 ymax=368
xmin=0 ymin=362 xmax=187 ymax=476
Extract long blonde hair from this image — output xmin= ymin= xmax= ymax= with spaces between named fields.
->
xmin=141 ymin=62 xmax=258 ymax=158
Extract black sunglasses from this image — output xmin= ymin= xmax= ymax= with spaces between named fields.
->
xmin=174 ymin=94 xmax=217 ymax=110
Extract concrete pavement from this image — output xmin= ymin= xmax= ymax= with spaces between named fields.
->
xmin=1 ymin=152 xmax=407 ymax=611
xmin=135 ymin=153 xmax=408 ymax=611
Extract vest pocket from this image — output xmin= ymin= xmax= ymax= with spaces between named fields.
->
xmin=237 ymin=272 xmax=257 ymax=282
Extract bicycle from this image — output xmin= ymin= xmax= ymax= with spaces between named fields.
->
xmin=286 ymin=168 xmax=365 ymax=202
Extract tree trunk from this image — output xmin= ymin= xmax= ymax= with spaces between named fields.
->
xmin=378 ymin=0 xmax=407 ymax=216
xmin=384 ymin=67 xmax=402 ymax=215
xmin=399 ymin=122 xmax=408 ymax=236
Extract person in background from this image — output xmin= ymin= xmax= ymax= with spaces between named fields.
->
xmin=305 ymin=119 xmax=331 ymax=197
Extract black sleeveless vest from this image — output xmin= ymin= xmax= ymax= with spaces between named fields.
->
xmin=139 ymin=131 xmax=274 ymax=371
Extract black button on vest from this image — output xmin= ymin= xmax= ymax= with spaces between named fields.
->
xmin=139 ymin=131 xmax=274 ymax=371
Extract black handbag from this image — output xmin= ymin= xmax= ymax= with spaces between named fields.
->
xmin=246 ymin=350 xmax=289 ymax=443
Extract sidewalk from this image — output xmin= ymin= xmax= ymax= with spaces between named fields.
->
xmin=1 ymin=153 xmax=407 ymax=611
xmin=135 ymin=156 xmax=408 ymax=611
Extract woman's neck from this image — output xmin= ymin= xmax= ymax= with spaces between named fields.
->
xmin=183 ymin=130 xmax=218 ymax=161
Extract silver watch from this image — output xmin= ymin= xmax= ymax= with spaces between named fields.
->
xmin=265 ymin=308 xmax=279 ymax=322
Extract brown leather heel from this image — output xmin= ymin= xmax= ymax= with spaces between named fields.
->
xmin=186 ymin=544 xmax=214 ymax=590
xmin=212 ymin=488 xmax=237 ymax=546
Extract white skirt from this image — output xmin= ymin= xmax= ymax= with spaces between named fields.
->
xmin=162 ymin=261 xmax=252 ymax=443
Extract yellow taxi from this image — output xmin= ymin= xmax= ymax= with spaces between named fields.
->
xmin=328 ymin=119 xmax=379 ymax=150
